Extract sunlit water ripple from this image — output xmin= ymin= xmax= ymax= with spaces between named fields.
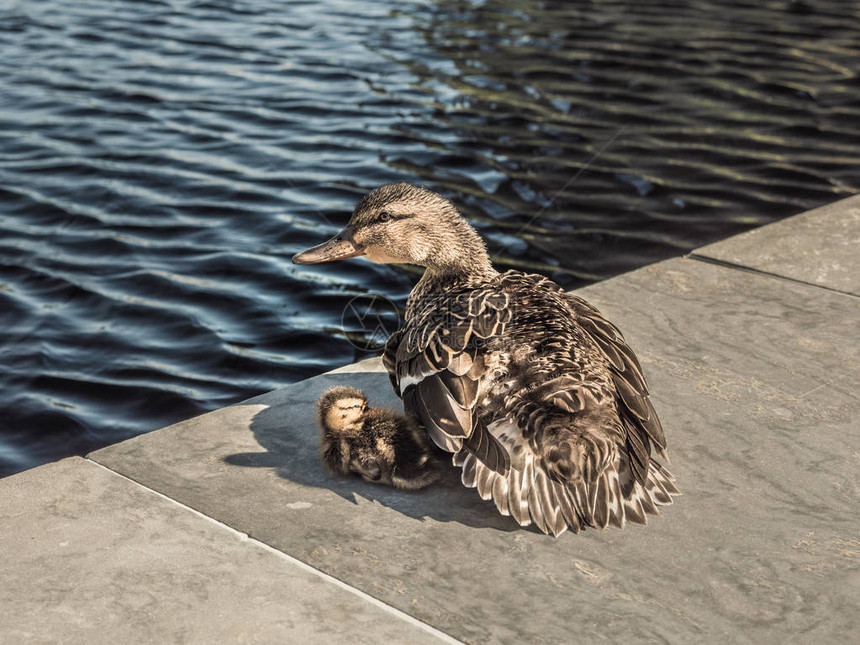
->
xmin=1 ymin=0 xmax=858 ymax=476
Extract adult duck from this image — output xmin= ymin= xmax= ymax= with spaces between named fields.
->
xmin=293 ymin=183 xmax=678 ymax=536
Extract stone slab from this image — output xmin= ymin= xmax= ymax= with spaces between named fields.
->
xmin=695 ymin=195 xmax=860 ymax=295
xmin=91 ymin=257 xmax=860 ymax=645
xmin=0 ymin=457 xmax=454 ymax=644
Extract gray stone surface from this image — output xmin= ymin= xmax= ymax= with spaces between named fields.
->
xmin=91 ymin=257 xmax=860 ymax=645
xmin=0 ymin=457 xmax=454 ymax=644
xmin=695 ymin=195 xmax=860 ymax=295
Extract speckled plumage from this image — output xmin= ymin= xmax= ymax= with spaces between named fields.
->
xmin=296 ymin=183 xmax=679 ymax=536
xmin=386 ymin=269 xmax=679 ymax=535
xmin=317 ymin=386 xmax=442 ymax=490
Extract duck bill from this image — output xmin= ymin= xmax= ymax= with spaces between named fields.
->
xmin=292 ymin=229 xmax=365 ymax=264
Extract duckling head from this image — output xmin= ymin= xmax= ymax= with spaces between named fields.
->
xmin=292 ymin=183 xmax=495 ymax=278
xmin=317 ymin=386 xmax=368 ymax=435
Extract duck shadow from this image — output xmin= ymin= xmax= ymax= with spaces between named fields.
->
xmin=224 ymin=371 xmax=522 ymax=534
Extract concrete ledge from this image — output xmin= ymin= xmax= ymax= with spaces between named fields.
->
xmin=3 ymin=196 xmax=859 ymax=644
xmin=694 ymin=195 xmax=860 ymax=295
xmin=0 ymin=457 xmax=454 ymax=644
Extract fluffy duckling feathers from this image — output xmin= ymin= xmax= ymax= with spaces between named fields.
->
xmin=317 ymin=386 xmax=441 ymax=490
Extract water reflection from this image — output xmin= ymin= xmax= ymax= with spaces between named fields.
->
xmin=387 ymin=0 xmax=859 ymax=280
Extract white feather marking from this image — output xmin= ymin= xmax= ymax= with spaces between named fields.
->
xmin=492 ymin=473 xmax=510 ymax=516
xmin=476 ymin=464 xmax=494 ymax=500
xmin=606 ymin=469 xmax=625 ymax=529
xmin=398 ymin=371 xmax=430 ymax=395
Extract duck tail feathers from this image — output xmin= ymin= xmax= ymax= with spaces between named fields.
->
xmin=455 ymin=442 xmax=678 ymax=537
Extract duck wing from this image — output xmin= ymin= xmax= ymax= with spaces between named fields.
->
xmin=455 ymin=276 xmax=678 ymax=537
xmin=563 ymin=293 xmax=668 ymax=483
xmin=382 ymin=328 xmax=404 ymax=396
xmin=385 ymin=287 xmax=513 ymax=475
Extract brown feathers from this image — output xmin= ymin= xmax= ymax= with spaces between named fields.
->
xmin=383 ymin=267 xmax=681 ymax=537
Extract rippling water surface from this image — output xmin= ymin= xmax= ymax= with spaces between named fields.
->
xmin=2 ymin=0 xmax=858 ymax=476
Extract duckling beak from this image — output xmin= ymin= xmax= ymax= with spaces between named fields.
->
xmin=292 ymin=227 xmax=366 ymax=264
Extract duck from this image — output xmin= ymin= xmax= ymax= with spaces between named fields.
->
xmin=316 ymin=385 xmax=442 ymax=490
xmin=295 ymin=183 xmax=679 ymax=536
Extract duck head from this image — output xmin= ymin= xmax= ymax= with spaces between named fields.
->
xmin=317 ymin=386 xmax=368 ymax=435
xmin=292 ymin=183 xmax=495 ymax=278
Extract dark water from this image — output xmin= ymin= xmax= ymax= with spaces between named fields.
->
xmin=1 ymin=0 xmax=858 ymax=477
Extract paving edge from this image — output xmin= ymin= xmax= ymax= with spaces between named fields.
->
xmin=685 ymin=252 xmax=860 ymax=299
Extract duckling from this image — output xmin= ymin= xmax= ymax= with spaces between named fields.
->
xmin=296 ymin=183 xmax=679 ymax=536
xmin=317 ymin=385 xmax=442 ymax=490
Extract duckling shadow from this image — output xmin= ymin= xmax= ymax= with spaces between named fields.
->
xmin=224 ymin=371 xmax=518 ymax=533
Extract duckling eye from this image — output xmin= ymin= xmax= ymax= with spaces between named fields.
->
xmin=379 ymin=211 xmax=392 ymax=222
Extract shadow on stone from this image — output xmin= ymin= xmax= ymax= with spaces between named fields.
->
xmin=224 ymin=371 xmax=520 ymax=533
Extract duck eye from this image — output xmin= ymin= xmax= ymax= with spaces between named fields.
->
xmin=379 ymin=211 xmax=392 ymax=222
